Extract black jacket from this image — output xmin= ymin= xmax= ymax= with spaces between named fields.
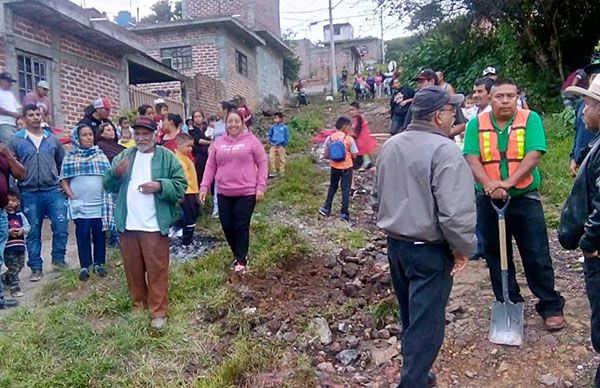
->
xmin=559 ymin=136 xmax=600 ymax=251
xmin=77 ymin=113 xmax=114 ymax=143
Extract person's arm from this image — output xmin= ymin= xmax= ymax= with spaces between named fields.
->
xmin=103 ymin=151 xmax=128 ymax=193
xmin=267 ymin=125 xmax=274 ymax=144
xmin=253 ymin=137 xmax=268 ymax=195
xmin=450 ymin=123 xmax=466 ymax=137
xmin=0 ymin=107 xmax=18 ymax=118
xmin=0 ymin=144 xmax=25 ymax=181
xmin=54 ymin=139 xmax=65 ymax=174
xmin=499 ymin=151 xmax=541 ymax=190
xmin=448 ymin=84 xmax=455 ymax=94
xmin=20 ymin=213 xmax=31 ymax=236
xmin=283 ymin=125 xmax=290 ymax=147
xmin=349 ymin=137 xmax=359 ymax=157
xmin=579 ymin=180 xmax=600 ymax=254
xmin=199 ymin=143 xmax=218 ymax=193
xmin=432 ymin=145 xmax=477 ymax=258
xmin=60 ymin=178 xmax=76 ymax=200
xmin=155 ymin=150 xmax=187 ymax=204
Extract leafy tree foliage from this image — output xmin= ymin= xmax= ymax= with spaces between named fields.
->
xmin=283 ymin=54 xmax=302 ymax=85
xmin=140 ymin=0 xmax=182 ymax=24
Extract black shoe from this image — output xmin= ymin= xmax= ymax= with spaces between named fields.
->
xmin=1 ymin=273 xmax=10 ymax=286
xmin=94 ymin=265 xmax=107 ymax=278
xmin=79 ymin=269 xmax=90 ymax=281
xmin=427 ymin=371 xmax=436 ymax=387
xmin=0 ymin=297 xmax=19 ymax=309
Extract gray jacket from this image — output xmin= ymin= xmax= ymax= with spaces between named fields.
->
xmin=373 ymin=120 xmax=477 ymax=257
xmin=9 ymin=128 xmax=65 ymax=192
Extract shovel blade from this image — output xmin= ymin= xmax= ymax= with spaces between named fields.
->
xmin=489 ymin=300 xmax=524 ymax=346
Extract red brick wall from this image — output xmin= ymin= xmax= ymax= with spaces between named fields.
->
xmin=138 ymin=30 xmax=219 ymax=78
xmin=226 ymin=44 xmax=258 ymax=108
xmin=254 ymin=0 xmax=280 ymax=36
xmin=188 ymin=73 xmax=225 ymax=114
xmin=12 ymin=15 xmax=51 ymax=46
xmin=59 ymin=60 xmax=121 ymax=129
xmin=183 ymin=0 xmax=249 ymax=25
xmin=60 ymin=36 xmax=121 ymax=70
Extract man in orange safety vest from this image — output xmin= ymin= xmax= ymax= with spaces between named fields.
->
xmin=463 ymin=79 xmax=566 ymax=332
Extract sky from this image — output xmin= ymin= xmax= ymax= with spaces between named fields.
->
xmin=72 ymin=0 xmax=408 ymax=43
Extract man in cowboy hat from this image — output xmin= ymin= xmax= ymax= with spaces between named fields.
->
xmin=559 ymin=71 xmax=600 ymax=386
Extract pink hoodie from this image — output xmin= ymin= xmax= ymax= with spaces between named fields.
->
xmin=200 ymin=131 xmax=268 ymax=197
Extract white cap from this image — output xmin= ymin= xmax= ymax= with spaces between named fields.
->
xmin=37 ymin=80 xmax=50 ymax=90
xmin=483 ymin=67 xmax=497 ymax=76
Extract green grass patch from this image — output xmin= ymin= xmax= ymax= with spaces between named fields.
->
xmin=196 ymin=337 xmax=275 ymax=388
xmin=369 ymin=299 xmax=400 ymax=328
xmin=328 ymin=227 xmax=367 ymax=250
xmin=540 ymin=115 xmax=575 ymax=227
xmin=249 ymin=220 xmax=311 ymax=273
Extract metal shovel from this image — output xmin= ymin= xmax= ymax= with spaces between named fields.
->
xmin=488 ymin=197 xmax=524 ymax=346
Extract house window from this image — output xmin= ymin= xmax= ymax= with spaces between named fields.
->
xmin=17 ymin=54 xmax=47 ymax=102
xmin=236 ymin=50 xmax=248 ymax=77
xmin=333 ymin=25 xmax=341 ymax=35
xmin=160 ymin=46 xmax=192 ymax=70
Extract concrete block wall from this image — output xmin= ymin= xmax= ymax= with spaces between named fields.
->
xmin=188 ymin=73 xmax=225 ymax=114
xmin=256 ymin=44 xmax=283 ymax=104
xmin=224 ymin=37 xmax=258 ymax=108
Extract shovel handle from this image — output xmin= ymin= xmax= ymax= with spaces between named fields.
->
xmin=499 ymin=218 xmax=508 ymax=271
xmin=490 ymin=196 xmax=511 ymax=219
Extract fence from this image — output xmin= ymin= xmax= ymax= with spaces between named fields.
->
xmin=128 ymin=86 xmax=185 ymax=117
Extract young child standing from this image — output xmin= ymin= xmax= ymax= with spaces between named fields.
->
xmin=205 ymin=115 xmax=217 ymax=140
xmin=319 ymin=116 xmax=358 ymax=222
xmin=267 ymin=112 xmax=289 ymax=178
xmin=3 ymin=190 xmax=30 ymax=297
xmin=174 ymin=132 xmax=200 ymax=245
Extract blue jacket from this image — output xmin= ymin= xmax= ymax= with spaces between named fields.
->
xmin=268 ymin=123 xmax=289 ymax=147
xmin=571 ymin=100 xmax=599 ymax=164
xmin=9 ymin=128 xmax=65 ymax=192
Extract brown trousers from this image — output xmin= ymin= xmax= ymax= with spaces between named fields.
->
xmin=269 ymin=146 xmax=286 ymax=175
xmin=120 ymin=231 xmax=169 ymax=318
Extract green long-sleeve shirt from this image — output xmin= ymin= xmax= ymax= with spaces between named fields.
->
xmin=103 ymin=146 xmax=186 ymax=236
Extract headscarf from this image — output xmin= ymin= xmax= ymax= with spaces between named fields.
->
xmin=61 ymin=125 xmax=113 ymax=231
xmin=61 ymin=125 xmax=111 ymax=179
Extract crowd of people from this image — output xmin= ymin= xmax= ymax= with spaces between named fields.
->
xmin=366 ymin=62 xmax=600 ymax=387
xmin=0 ymin=72 xmax=278 ymax=330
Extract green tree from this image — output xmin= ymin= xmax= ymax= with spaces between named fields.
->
xmin=379 ymin=0 xmax=600 ymax=78
xmin=140 ymin=0 xmax=182 ymax=24
xmin=283 ymin=54 xmax=302 ymax=85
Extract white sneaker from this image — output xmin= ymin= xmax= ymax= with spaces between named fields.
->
xmin=151 ymin=317 xmax=167 ymax=330
xmin=168 ymin=227 xmax=176 ymax=238
xmin=211 ymin=211 xmax=219 ymax=219
xmin=175 ymin=228 xmax=183 ymax=238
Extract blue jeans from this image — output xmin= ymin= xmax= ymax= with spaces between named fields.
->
xmin=387 ymin=237 xmax=453 ymax=388
xmin=21 ymin=188 xmax=68 ymax=271
xmin=0 ymin=210 xmax=8 ymax=295
xmin=74 ymin=218 xmax=105 ymax=269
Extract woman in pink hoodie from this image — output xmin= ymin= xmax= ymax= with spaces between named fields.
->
xmin=199 ymin=110 xmax=268 ymax=273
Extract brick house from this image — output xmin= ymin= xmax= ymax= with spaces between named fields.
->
xmin=132 ymin=0 xmax=291 ymax=112
xmin=0 ymin=0 xmax=188 ymax=130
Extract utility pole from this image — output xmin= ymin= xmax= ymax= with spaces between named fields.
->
xmin=380 ymin=7 xmax=385 ymax=64
xmin=328 ymin=0 xmax=337 ymax=96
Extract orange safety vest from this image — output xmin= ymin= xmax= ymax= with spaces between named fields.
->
xmin=478 ymin=109 xmax=533 ymax=190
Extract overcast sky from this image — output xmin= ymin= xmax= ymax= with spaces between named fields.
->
xmin=73 ymin=0 xmax=408 ymax=42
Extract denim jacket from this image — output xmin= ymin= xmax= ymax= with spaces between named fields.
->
xmin=9 ymin=128 xmax=64 ymax=192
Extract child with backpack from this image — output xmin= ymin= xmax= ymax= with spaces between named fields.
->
xmin=319 ymin=116 xmax=358 ymax=222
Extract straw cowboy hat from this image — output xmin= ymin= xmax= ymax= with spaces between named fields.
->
xmin=566 ymin=73 xmax=600 ymax=102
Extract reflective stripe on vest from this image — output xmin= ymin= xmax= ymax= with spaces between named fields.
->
xmin=478 ymin=110 xmax=534 ymax=189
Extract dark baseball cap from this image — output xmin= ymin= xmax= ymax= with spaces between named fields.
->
xmin=411 ymin=86 xmax=465 ymax=116
xmin=131 ymin=116 xmax=157 ymax=132
xmin=413 ymin=69 xmax=439 ymax=83
xmin=0 ymin=72 xmax=16 ymax=83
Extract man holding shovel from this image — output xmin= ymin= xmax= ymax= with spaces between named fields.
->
xmin=374 ymin=86 xmax=476 ymax=387
xmin=559 ymin=66 xmax=600 ymax=386
xmin=464 ymin=79 xmax=566 ymax=332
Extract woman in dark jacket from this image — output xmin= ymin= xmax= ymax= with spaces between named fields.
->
xmin=188 ymin=110 xmax=212 ymax=184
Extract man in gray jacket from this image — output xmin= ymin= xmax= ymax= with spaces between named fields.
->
xmin=374 ymin=87 xmax=476 ymax=388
